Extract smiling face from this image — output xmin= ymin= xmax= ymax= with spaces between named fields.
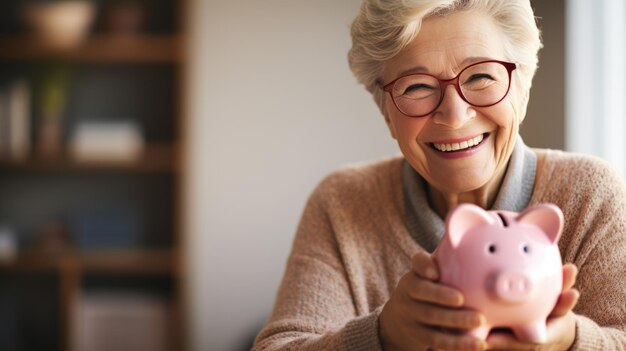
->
xmin=381 ymin=10 xmax=529 ymax=198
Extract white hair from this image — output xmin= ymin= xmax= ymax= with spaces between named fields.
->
xmin=348 ymin=0 xmax=543 ymax=111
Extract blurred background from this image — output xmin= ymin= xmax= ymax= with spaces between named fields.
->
xmin=0 ymin=0 xmax=622 ymax=350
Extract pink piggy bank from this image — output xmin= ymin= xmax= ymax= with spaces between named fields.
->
xmin=433 ymin=203 xmax=564 ymax=343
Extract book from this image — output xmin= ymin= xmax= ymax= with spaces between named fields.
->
xmin=72 ymin=210 xmax=137 ymax=249
xmin=0 ymin=80 xmax=32 ymax=161
xmin=8 ymin=80 xmax=31 ymax=160
xmin=74 ymin=292 xmax=170 ymax=351
xmin=0 ymin=88 xmax=9 ymax=158
xmin=69 ymin=120 xmax=144 ymax=162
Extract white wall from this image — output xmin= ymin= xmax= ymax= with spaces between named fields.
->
xmin=184 ymin=1 xmax=398 ymax=350
xmin=565 ymin=0 xmax=625 ymax=177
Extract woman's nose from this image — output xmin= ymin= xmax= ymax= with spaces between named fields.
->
xmin=431 ymin=84 xmax=476 ymax=128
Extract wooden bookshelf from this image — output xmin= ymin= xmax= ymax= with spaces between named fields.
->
xmin=0 ymin=35 xmax=181 ymax=63
xmin=0 ymin=1 xmax=187 ymax=350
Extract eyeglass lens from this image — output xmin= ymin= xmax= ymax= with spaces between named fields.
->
xmin=390 ymin=61 xmax=511 ymax=117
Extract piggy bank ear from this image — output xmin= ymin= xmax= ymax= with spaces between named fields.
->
xmin=446 ymin=204 xmax=496 ymax=247
xmin=517 ymin=204 xmax=564 ymax=244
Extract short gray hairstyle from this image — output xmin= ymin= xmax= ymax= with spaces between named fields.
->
xmin=348 ymin=0 xmax=543 ymax=110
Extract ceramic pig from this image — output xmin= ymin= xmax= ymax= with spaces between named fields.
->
xmin=433 ymin=203 xmax=564 ymax=343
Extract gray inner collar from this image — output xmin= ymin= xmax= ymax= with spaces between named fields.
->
xmin=402 ymin=136 xmax=537 ymax=252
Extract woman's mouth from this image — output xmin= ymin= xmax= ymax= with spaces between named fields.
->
xmin=430 ymin=133 xmax=489 ymax=153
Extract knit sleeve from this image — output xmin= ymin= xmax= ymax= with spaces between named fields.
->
xmin=252 ymin=179 xmax=384 ymax=351
xmin=558 ymin=158 xmax=626 ymax=350
xmin=569 ymin=206 xmax=626 ymax=351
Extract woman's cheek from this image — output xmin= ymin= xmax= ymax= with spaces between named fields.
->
xmin=394 ymin=116 xmax=427 ymax=143
xmin=491 ymin=102 xmax=520 ymax=165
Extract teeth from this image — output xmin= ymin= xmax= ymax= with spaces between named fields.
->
xmin=433 ymin=134 xmax=484 ymax=152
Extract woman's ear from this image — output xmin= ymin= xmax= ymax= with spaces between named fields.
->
xmin=519 ymin=89 xmax=530 ymax=124
xmin=516 ymin=76 xmax=530 ymax=124
xmin=381 ymin=96 xmax=398 ymax=140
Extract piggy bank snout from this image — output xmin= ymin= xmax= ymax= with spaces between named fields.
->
xmin=487 ymin=271 xmax=534 ymax=304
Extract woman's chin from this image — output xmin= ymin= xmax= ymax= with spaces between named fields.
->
xmin=429 ymin=170 xmax=494 ymax=196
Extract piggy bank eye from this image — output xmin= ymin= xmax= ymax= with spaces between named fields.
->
xmin=522 ymin=244 xmax=531 ymax=254
xmin=488 ymin=244 xmax=497 ymax=254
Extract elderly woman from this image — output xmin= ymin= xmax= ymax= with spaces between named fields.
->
xmin=253 ymin=0 xmax=626 ymax=350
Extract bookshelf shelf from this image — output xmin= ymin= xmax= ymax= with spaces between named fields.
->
xmin=0 ymin=249 xmax=175 ymax=275
xmin=0 ymin=144 xmax=176 ymax=173
xmin=78 ymin=248 xmax=175 ymax=275
xmin=0 ymin=251 xmax=61 ymax=272
xmin=0 ymin=35 xmax=181 ymax=63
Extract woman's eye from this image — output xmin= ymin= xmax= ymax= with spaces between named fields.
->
xmin=403 ymin=84 xmax=435 ymax=95
xmin=466 ymin=73 xmax=494 ymax=82
xmin=462 ymin=73 xmax=497 ymax=91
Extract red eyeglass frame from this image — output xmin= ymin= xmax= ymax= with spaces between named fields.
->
xmin=381 ymin=59 xmax=517 ymax=117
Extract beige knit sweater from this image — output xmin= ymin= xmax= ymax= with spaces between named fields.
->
xmin=253 ymin=149 xmax=626 ymax=350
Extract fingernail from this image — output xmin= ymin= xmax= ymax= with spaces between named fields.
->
xmin=476 ymin=314 xmax=486 ymax=326
xmin=470 ymin=314 xmax=484 ymax=326
xmin=425 ymin=267 xmax=437 ymax=280
xmin=448 ymin=292 xmax=463 ymax=306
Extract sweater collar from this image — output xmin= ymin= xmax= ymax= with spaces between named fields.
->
xmin=402 ymin=136 xmax=537 ymax=252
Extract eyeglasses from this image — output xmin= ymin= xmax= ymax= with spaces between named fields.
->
xmin=381 ymin=60 xmax=517 ymax=117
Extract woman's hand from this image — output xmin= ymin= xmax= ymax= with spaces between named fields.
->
xmin=486 ymin=263 xmax=580 ymax=350
xmin=379 ymin=250 xmax=487 ymax=351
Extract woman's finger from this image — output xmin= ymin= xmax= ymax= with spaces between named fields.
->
xmin=486 ymin=332 xmax=540 ymax=350
xmin=406 ymin=274 xmax=464 ymax=307
xmin=414 ymin=301 xmax=485 ymax=329
xmin=411 ymin=250 xmax=439 ymax=280
xmin=550 ymin=289 xmax=580 ymax=317
xmin=415 ymin=323 xmax=486 ymax=351
xmin=562 ymin=263 xmax=578 ymax=291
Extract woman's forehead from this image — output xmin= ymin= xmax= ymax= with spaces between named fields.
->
xmin=382 ymin=10 xmax=507 ymax=80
